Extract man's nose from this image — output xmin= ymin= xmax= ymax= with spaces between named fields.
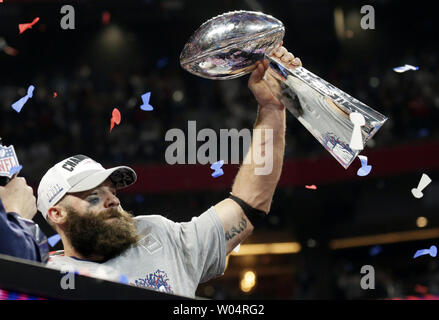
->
xmin=104 ymin=191 xmax=120 ymax=208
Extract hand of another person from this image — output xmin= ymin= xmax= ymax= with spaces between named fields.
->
xmin=0 ymin=177 xmax=37 ymax=220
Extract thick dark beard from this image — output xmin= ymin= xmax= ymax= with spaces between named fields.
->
xmin=63 ymin=205 xmax=139 ymax=262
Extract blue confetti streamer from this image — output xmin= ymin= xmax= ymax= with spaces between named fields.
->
xmin=48 ymin=234 xmax=61 ymax=247
xmin=369 ymin=245 xmax=382 ymax=256
xmin=140 ymin=92 xmax=153 ymax=111
xmin=357 ymin=155 xmax=372 ymax=177
xmin=393 ymin=64 xmax=419 ymax=73
xmin=210 ymin=160 xmax=224 ymax=178
xmin=11 ymin=85 xmax=35 ymax=113
xmin=9 ymin=165 xmax=22 ymax=176
xmin=119 ymin=274 xmax=129 ymax=284
xmin=413 ymin=245 xmax=437 ymax=259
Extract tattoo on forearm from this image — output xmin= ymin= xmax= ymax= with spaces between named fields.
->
xmin=225 ymin=217 xmax=247 ymax=241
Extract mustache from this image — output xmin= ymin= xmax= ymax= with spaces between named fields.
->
xmin=99 ymin=207 xmax=127 ymax=220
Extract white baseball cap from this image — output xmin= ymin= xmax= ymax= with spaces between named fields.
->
xmin=37 ymin=155 xmax=137 ymax=219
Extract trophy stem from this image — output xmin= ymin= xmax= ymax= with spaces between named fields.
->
xmin=263 ymin=54 xmax=388 ymax=169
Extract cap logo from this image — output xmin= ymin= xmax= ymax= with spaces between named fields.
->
xmin=47 ymin=183 xmax=64 ymax=203
xmin=61 ymin=155 xmax=89 ymax=172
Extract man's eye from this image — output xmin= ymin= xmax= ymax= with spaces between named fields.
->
xmin=87 ymin=197 xmax=100 ymax=205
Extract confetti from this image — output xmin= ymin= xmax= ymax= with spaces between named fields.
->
xmin=26 ymin=85 xmax=34 ymax=96
xmin=413 ymin=245 xmax=437 ymax=259
xmin=9 ymin=165 xmax=22 ymax=176
xmin=349 ymin=112 xmax=365 ymax=150
xmin=369 ymin=245 xmax=382 ymax=256
xmin=53 ymin=92 xmax=57 ymax=98
xmin=357 ymin=155 xmax=372 ymax=176
xmin=119 ymin=274 xmax=129 ymax=284
xmin=18 ymin=17 xmax=40 ymax=34
xmin=210 ymin=160 xmax=224 ymax=178
xmin=102 ymin=11 xmax=111 ymax=25
xmin=110 ymin=108 xmax=121 ymax=132
xmin=305 ymin=185 xmax=317 ymax=190
xmin=393 ymin=64 xmax=419 ymax=73
xmin=411 ymin=173 xmax=432 ymax=199
xmin=140 ymin=92 xmax=154 ymax=111
xmin=48 ymin=234 xmax=61 ymax=247
xmin=11 ymin=85 xmax=35 ymax=113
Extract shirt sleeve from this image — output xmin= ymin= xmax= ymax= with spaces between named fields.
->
xmin=0 ymin=199 xmax=47 ymax=262
xmin=165 ymin=206 xmax=226 ymax=284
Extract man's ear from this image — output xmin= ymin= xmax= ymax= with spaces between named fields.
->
xmin=47 ymin=205 xmax=68 ymax=226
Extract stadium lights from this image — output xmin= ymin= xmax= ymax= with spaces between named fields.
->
xmin=228 ymin=228 xmax=439 ymax=256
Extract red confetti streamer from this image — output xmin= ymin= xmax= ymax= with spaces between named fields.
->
xmin=305 ymin=185 xmax=317 ymax=190
xmin=18 ymin=17 xmax=40 ymax=34
xmin=112 ymin=108 xmax=121 ymax=124
xmin=110 ymin=108 xmax=121 ymax=132
xmin=102 ymin=11 xmax=111 ymax=25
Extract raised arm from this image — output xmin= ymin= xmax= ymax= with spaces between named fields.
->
xmin=215 ymin=46 xmax=302 ymax=255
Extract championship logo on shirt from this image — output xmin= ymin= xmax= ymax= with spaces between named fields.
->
xmin=132 ymin=269 xmax=172 ymax=293
xmin=0 ymin=145 xmax=19 ymax=178
xmin=138 ymin=234 xmax=162 ymax=254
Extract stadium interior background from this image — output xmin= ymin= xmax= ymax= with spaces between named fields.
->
xmin=1 ymin=0 xmax=438 ymax=299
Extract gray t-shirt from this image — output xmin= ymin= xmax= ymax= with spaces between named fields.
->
xmin=48 ymin=206 xmax=226 ymax=298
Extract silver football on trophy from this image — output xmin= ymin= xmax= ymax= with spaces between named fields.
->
xmin=180 ymin=11 xmax=285 ymax=80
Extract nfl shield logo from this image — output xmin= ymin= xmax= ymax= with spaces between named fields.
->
xmin=0 ymin=145 xmax=20 ymax=178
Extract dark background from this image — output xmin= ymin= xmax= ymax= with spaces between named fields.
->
xmin=1 ymin=0 xmax=439 ymax=299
